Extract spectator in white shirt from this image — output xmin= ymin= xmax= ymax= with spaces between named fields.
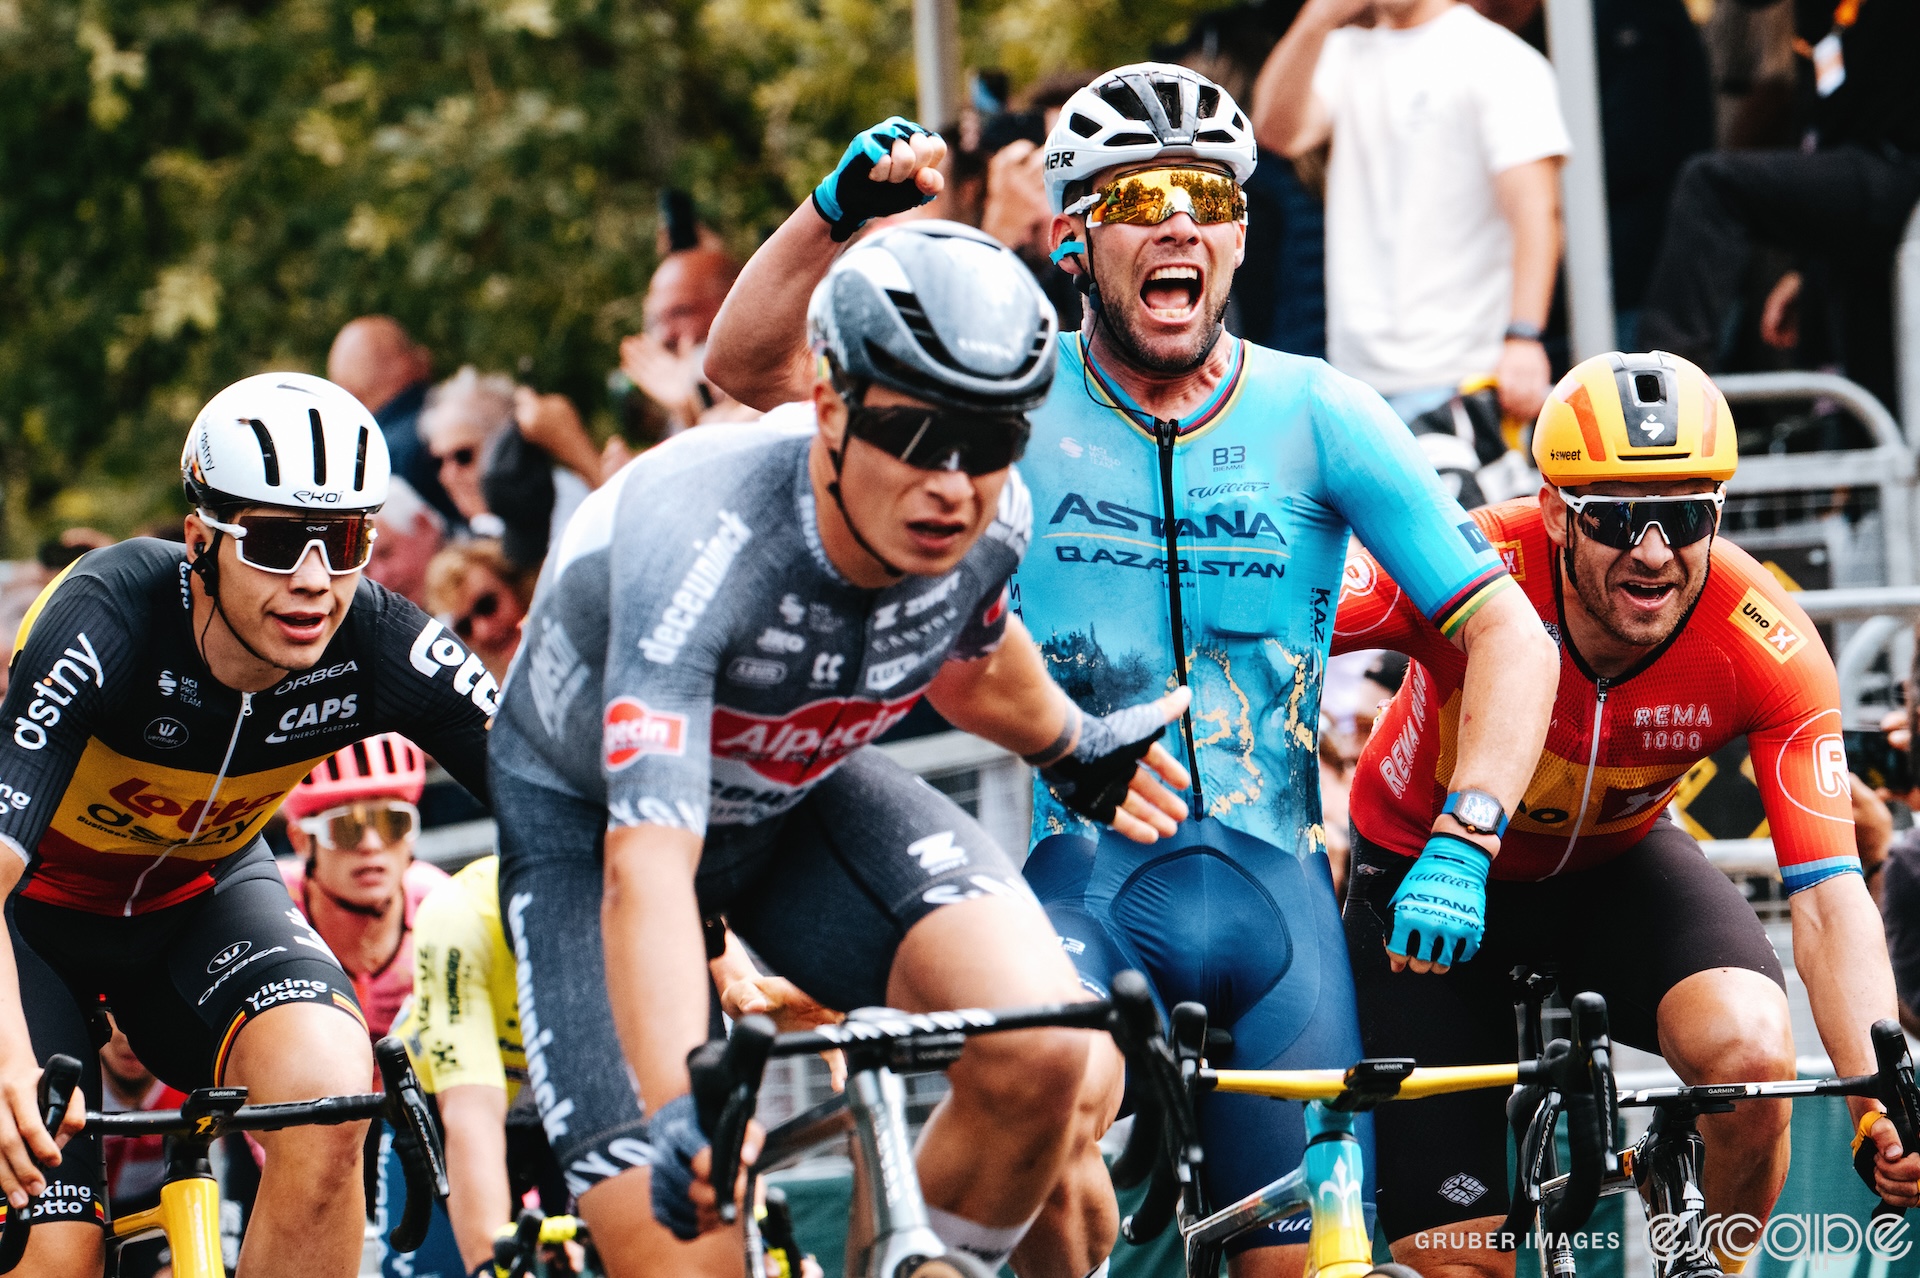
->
xmin=1251 ymin=0 xmax=1570 ymax=424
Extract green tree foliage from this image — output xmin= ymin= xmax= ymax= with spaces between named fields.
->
xmin=0 ymin=0 xmax=1214 ymax=549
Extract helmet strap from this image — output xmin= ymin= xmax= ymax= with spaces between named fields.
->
xmin=821 ymin=372 xmax=906 ymax=580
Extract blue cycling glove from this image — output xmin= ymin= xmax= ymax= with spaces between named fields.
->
xmin=1033 ymin=701 xmax=1174 ymax=825
xmin=812 ymin=117 xmax=939 ymax=242
xmin=1387 ymin=833 xmax=1492 ymax=967
xmin=645 ymin=1092 xmax=707 ymax=1241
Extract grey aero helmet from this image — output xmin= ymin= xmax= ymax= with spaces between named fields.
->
xmin=807 ymin=220 xmax=1058 ymax=415
xmin=1043 ymin=63 xmax=1258 ymax=214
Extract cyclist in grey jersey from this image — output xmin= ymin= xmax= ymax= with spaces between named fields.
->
xmin=491 ymin=222 xmax=1194 ymax=1278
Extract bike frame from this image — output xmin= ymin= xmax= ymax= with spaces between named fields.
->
xmin=1174 ymin=1064 xmax=1529 ymax=1278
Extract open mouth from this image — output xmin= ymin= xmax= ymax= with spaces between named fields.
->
xmin=1141 ymin=265 xmax=1203 ymax=322
xmin=1616 ymin=580 xmax=1678 ymax=612
xmin=272 ymin=611 xmax=329 ymax=644
xmin=905 ymin=518 xmax=967 ymax=553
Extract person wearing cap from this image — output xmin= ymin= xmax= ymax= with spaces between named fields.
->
xmin=484 ymin=215 xmax=1198 ymax=1277
xmin=1333 ymin=352 xmax=1920 ymax=1278
xmin=0 ymin=373 xmax=496 ymax=1278
xmin=703 ymin=73 xmax=1560 ymax=1277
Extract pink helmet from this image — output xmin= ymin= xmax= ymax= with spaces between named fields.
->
xmin=281 ymin=733 xmax=427 ymax=822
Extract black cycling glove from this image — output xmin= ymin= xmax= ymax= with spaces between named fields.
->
xmin=1032 ymin=701 xmax=1173 ymax=824
xmin=811 ymin=117 xmax=939 ymax=242
xmin=645 ymin=1092 xmax=707 ymax=1240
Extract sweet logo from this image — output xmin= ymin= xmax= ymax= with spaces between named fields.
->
xmin=1730 ymin=588 xmax=1808 ymax=664
xmin=603 ymin=698 xmax=687 ymax=770
xmin=712 ymin=693 xmax=920 ymax=785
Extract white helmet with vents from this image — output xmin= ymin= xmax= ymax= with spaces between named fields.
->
xmin=1043 ymin=63 xmax=1258 ymax=214
xmin=182 ymin=372 xmax=391 ymax=513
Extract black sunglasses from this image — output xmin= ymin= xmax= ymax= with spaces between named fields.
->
xmin=846 ymin=405 xmax=1030 ymax=476
xmin=440 ymin=446 xmax=477 ymax=468
xmin=453 ymin=590 xmax=500 ymax=640
xmin=1562 ymin=491 xmax=1724 ymax=551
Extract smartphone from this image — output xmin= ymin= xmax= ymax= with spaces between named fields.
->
xmin=1844 ymin=727 xmax=1914 ymax=793
xmin=660 ymin=189 xmax=700 ymax=253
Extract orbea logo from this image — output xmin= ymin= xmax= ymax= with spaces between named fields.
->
xmin=603 ymin=698 xmax=687 ymax=770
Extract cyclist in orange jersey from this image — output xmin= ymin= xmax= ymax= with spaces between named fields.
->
xmin=1336 ymin=351 xmax=1920 ymax=1278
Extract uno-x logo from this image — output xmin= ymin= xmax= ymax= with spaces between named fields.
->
xmin=603 ymin=698 xmax=688 ymax=770
xmin=1729 ymin=587 xmax=1807 ymax=664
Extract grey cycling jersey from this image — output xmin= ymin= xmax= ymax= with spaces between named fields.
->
xmin=492 ymin=406 xmax=1030 ymax=865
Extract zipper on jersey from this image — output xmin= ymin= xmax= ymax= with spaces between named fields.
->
xmin=1153 ymin=418 xmax=1204 ymax=815
xmin=123 ymin=691 xmax=252 ymax=916
xmin=1548 ymin=679 xmax=1608 ymax=877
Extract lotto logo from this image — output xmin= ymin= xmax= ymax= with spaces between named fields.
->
xmin=1729 ymin=587 xmax=1807 ymax=664
xmin=603 ymin=698 xmax=688 ymax=770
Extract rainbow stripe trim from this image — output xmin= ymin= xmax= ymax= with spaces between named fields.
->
xmin=1072 ymin=334 xmax=1248 ymax=443
xmin=1432 ymin=565 xmax=1513 ymax=639
xmin=1781 ymin=855 xmax=1862 ymax=896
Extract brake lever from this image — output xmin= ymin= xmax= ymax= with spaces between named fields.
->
xmin=1869 ymin=1019 xmax=1920 ymax=1218
xmin=690 ymin=1015 xmax=775 ymax=1225
xmin=374 ymin=1036 xmax=448 ymax=1252
xmin=0 ymin=1054 xmax=83 ymax=1275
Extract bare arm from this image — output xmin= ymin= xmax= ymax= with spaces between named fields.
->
xmin=705 ymin=131 xmax=947 ymax=411
xmin=1436 ymin=586 xmax=1558 ymax=853
xmin=1491 ymin=156 xmax=1563 ymax=420
xmin=703 ymin=204 xmax=837 ymax=411
xmin=1250 ymin=0 xmax=1370 ymax=158
xmin=601 ymin=824 xmax=709 ymax=1109
xmin=0 ymin=849 xmax=81 ymax=1210
xmin=926 ymin=615 xmax=1190 ymax=842
xmin=438 ymin=1083 xmax=510 ymax=1271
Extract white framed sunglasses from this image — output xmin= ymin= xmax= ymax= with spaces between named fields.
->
xmin=198 ymin=509 xmax=377 ymax=575
xmin=1560 ymin=490 xmax=1725 ymax=550
xmin=297 ymin=800 xmax=419 ymax=850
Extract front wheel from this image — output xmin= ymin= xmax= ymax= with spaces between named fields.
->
xmin=894 ymin=1254 xmax=999 ymax=1278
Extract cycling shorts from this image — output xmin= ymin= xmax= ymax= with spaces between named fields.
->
xmin=8 ymin=841 xmax=364 ymax=1228
xmin=1025 ymin=821 xmax=1372 ymax=1255
xmin=1343 ymin=817 xmax=1783 ymax=1243
xmin=493 ymin=746 xmax=1029 ymax=1199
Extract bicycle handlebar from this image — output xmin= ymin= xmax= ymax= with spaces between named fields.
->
xmin=0 ymin=1037 xmax=445 ymax=1268
xmin=688 ymin=1014 xmax=776 ymax=1225
xmin=1868 ymin=1018 xmax=1920 ymax=1218
xmin=1543 ymin=992 xmax=1614 ymax=1237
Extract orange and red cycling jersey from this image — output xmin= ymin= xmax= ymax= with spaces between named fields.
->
xmin=1337 ymin=496 xmax=1859 ymax=892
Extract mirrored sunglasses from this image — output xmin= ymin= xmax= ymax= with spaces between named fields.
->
xmin=1066 ymin=167 xmax=1248 ymax=228
xmin=1562 ymin=491 xmax=1724 ymax=551
xmin=847 ymin=406 xmax=1030 ymax=476
xmin=200 ymin=510 xmax=376 ymax=575
xmin=298 ymin=800 xmax=419 ymax=850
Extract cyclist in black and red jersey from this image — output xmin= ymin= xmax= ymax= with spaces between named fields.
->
xmin=0 ymin=373 xmax=495 ymax=1278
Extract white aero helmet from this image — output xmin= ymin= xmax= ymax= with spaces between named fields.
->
xmin=1043 ymin=63 xmax=1258 ymax=214
xmin=182 ymin=372 xmax=391 ymax=513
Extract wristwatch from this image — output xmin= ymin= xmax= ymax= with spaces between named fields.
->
xmin=1442 ymin=788 xmax=1509 ymax=838
xmin=1503 ymin=321 xmax=1545 ymax=344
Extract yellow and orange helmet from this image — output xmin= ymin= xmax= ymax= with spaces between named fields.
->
xmin=1531 ymin=351 xmax=1737 ymax=488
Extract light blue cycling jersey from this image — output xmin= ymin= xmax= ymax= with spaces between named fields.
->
xmin=1013 ymin=333 xmax=1512 ymax=853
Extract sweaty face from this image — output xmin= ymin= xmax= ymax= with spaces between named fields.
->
xmin=819 ymin=384 xmax=1007 ymax=579
xmin=1554 ymin=480 xmax=1718 ymax=649
xmin=197 ymin=512 xmax=358 ymax=670
xmin=1082 ymin=166 xmax=1243 ymax=374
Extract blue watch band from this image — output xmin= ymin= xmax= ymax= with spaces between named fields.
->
xmin=1442 ymin=789 xmax=1509 ymax=837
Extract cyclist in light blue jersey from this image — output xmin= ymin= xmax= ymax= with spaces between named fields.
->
xmin=705 ymin=85 xmax=1559 ymax=1278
